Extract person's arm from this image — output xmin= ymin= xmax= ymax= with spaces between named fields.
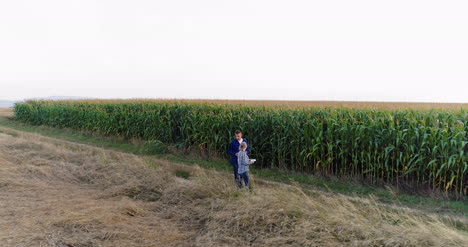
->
xmin=243 ymin=153 xmax=254 ymax=165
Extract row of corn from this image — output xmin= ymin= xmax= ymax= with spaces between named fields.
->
xmin=14 ymin=100 xmax=467 ymax=196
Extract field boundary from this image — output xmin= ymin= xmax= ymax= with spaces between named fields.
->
xmin=0 ymin=123 xmax=467 ymax=227
xmin=0 ymin=114 xmax=466 ymax=219
xmin=13 ymin=100 xmax=468 ymax=196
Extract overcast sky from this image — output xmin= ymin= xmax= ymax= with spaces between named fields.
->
xmin=0 ymin=1 xmax=467 ymax=102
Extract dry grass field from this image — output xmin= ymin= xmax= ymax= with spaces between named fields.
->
xmin=69 ymin=99 xmax=468 ymax=110
xmin=0 ymin=108 xmax=13 ymax=117
xmin=0 ymin=117 xmax=467 ymax=246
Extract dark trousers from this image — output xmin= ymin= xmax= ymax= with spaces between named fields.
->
xmin=239 ymin=172 xmax=249 ymax=188
xmin=232 ymin=163 xmax=241 ymax=187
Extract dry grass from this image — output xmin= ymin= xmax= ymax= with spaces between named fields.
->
xmin=45 ymin=99 xmax=468 ymax=110
xmin=161 ymin=99 xmax=468 ymax=110
xmin=0 ymin=127 xmax=467 ymax=247
xmin=0 ymin=108 xmax=13 ymax=118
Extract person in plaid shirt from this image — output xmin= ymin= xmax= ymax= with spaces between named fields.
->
xmin=237 ymin=142 xmax=255 ymax=188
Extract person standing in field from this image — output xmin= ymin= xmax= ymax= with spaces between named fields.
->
xmin=228 ymin=130 xmax=250 ymax=187
xmin=237 ymin=142 xmax=255 ymax=188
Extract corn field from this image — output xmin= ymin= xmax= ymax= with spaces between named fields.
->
xmin=14 ymin=100 xmax=468 ymax=196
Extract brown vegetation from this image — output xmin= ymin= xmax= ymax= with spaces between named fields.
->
xmin=54 ymin=99 xmax=468 ymax=110
xmin=0 ymin=108 xmax=12 ymax=118
xmin=0 ymin=126 xmax=467 ymax=246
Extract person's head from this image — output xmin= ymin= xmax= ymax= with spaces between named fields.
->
xmin=235 ymin=130 xmax=243 ymax=141
xmin=239 ymin=142 xmax=247 ymax=151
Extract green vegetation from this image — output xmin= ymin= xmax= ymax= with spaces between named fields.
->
xmin=143 ymin=140 xmax=169 ymax=154
xmin=175 ymin=170 xmax=191 ymax=179
xmin=0 ymin=115 xmax=466 ymax=215
xmin=14 ymin=100 xmax=467 ymax=196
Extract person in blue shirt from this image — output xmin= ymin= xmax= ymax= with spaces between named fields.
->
xmin=228 ymin=130 xmax=250 ymax=187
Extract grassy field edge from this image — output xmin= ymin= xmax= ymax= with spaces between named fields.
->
xmin=1 ymin=114 xmax=466 ymax=217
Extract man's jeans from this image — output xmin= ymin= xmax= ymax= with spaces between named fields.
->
xmin=232 ymin=163 xmax=241 ymax=187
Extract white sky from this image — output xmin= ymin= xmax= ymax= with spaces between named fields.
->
xmin=0 ymin=0 xmax=467 ymax=102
